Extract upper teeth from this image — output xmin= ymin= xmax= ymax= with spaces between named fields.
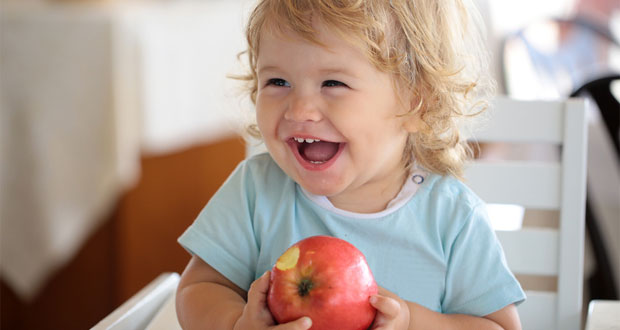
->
xmin=294 ymin=137 xmax=320 ymax=143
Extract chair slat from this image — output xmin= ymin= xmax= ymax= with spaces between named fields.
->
xmin=475 ymin=97 xmax=564 ymax=143
xmin=518 ymin=291 xmax=557 ymax=330
xmin=466 ymin=161 xmax=561 ymax=209
xmin=496 ymin=229 xmax=559 ymax=276
xmin=556 ymin=98 xmax=588 ymax=330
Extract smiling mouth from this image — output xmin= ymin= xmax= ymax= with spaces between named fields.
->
xmin=291 ymin=137 xmax=341 ymax=164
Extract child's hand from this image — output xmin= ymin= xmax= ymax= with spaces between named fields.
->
xmin=233 ymin=271 xmax=313 ymax=330
xmin=369 ymin=286 xmax=410 ymax=330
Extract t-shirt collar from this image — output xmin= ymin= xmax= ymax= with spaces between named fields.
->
xmin=299 ymin=167 xmax=428 ymax=219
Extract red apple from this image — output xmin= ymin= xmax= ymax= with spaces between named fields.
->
xmin=267 ymin=235 xmax=378 ymax=330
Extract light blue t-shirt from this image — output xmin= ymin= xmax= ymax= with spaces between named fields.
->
xmin=178 ymin=153 xmax=525 ymax=316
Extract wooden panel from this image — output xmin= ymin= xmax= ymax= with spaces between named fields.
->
xmin=466 ymin=161 xmax=561 ymax=209
xmin=475 ymin=97 xmax=564 ymax=144
xmin=518 ymin=291 xmax=557 ymax=330
xmin=115 ymin=136 xmax=246 ymax=303
xmin=0 ymin=213 xmax=117 ymax=330
xmin=497 ymin=229 xmax=559 ymax=276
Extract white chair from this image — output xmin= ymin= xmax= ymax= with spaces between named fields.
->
xmin=466 ymin=97 xmax=588 ymax=330
xmin=91 ymin=272 xmax=181 ymax=330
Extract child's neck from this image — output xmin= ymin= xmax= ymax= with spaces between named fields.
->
xmin=326 ymin=170 xmax=408 ymax=214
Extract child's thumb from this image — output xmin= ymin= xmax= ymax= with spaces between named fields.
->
xmin=370 ymin=294 xmax=400 ymax=319
xmin=247 ymin=271 xmax=270 ymax=306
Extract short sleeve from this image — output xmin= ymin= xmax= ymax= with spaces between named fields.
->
xmin=442 ymin=204 xmax=526 ymax=316
xmin=178 ymin=159 xmax=259 ymax=291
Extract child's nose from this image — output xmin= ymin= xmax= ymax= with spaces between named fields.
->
xmin=284 ymin=92 xmax=323 ymax=122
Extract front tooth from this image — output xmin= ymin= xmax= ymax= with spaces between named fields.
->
xmin=294 ymin=137 xmax=322 ymax=143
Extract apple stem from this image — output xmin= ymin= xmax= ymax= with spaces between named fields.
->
xmin=298 ymin=278 xmax=314 ymax=297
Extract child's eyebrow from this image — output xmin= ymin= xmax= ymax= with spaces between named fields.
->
xmin=319 ymin=68 xmax=358 ymax=78
xmin=257 ymin=65 xmax=359 ymax=79
xmin=257 ymin=65 xmax=279 ymax=75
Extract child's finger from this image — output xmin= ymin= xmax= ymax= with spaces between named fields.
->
xmin=370 ymin=294 xmax=401 ymax=319
xmin=273 ymin=316 xmax=312 ymax=330
xmin=247 ymin=271 xmax=270 ymax=310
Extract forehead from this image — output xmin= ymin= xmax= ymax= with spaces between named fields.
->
xmin=256 ymin=10 xmax=369 ymax=56
xmin=259 ymin=21 xmax=376 ymax=69
xmin=256 ymin=23 xmax=367 ymax=69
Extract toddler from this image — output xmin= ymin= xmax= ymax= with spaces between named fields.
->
xmin=176 ymin=0 xmax=526 ymax=329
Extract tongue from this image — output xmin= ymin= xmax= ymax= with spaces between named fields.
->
xmin=301 ymin=141 xmax=339 ymax=162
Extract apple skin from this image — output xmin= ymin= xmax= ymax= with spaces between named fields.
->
xmin=267 ymin=235 xmax=378 ymax=330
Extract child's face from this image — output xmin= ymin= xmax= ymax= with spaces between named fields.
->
xmin=255 ymin=22 xmax=417 ymax=212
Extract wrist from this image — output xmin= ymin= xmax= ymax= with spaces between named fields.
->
xmin=404 ymin=301 xmax=451 ymax=330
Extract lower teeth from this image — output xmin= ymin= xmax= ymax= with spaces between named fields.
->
xmin=309 ymin=160 xmax=325 ymax=164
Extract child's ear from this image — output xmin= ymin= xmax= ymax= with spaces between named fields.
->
xmin=402 ymin=97 xmax=424 ymax=133
xmin=402 ymin=113 xmax=423 ymax=133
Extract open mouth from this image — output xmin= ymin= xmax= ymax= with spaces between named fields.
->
xmin=290 ymin=137 xmax=343 ymax=167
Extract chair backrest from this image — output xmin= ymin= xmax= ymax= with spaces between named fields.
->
xmin=465 ymin=97 xmax=588 ymax=330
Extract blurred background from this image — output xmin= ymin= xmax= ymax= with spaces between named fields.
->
xmin=0 ymin=0 xmax=618 ymax=329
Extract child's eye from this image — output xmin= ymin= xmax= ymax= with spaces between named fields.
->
xmin=266 ymin=78 xmax=290 ymax=87
xmin=322 ymin=80 xmax=347 ymax=88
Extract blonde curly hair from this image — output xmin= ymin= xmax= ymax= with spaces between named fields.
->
xmin=238 ymin=0 xmax=494 ymax=178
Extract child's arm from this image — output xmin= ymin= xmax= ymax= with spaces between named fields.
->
xmin=175 ymin=255 xmax=312 ymax=330
xmin=176 ymin=255 xmax=245 ymax=329
xmin=370 ymin=287 xmax=521 ymax=330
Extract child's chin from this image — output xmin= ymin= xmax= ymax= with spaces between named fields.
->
xmin=299 ymin=181 xmax=343 ymax=197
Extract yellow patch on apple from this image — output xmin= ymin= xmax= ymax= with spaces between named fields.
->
xmin=275 ymin=246 xmax=300 ymax=271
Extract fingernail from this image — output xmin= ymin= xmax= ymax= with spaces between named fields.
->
xmin=369 ymin=296 xmax=378 ymax=304
xmin=301 ymin=317 xmax=312 ymax=328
